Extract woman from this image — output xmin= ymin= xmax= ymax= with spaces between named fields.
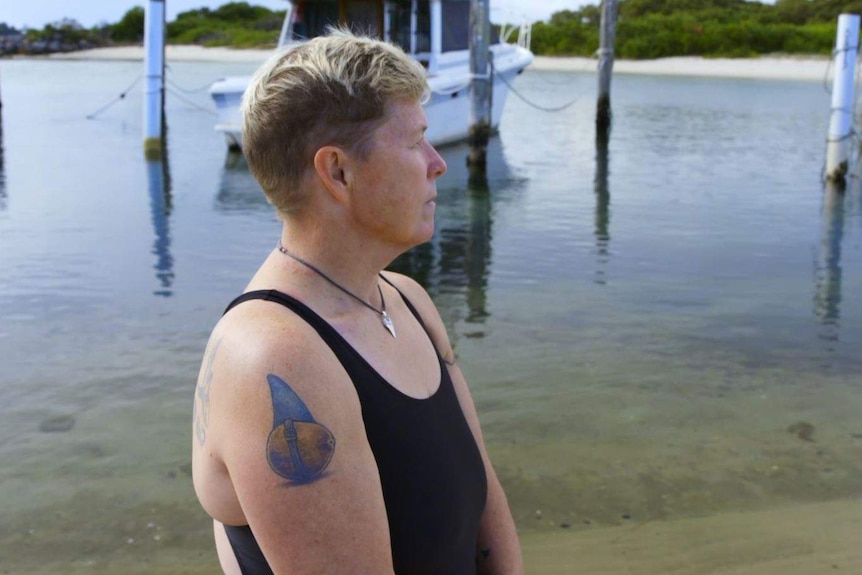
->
xmin=191 ymin=30 xmax=523 ymax=575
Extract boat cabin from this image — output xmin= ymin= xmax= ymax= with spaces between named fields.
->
xmin=281 ymin=0 xmax=491 ymax=75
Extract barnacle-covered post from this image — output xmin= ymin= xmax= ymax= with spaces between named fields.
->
xmin=825 ymin=14 xmax=860 ymax=187
xmin=468 ymin=0 xmax=492 ymax=174
xmin=144 ymin=0 xmax=166 ymax=159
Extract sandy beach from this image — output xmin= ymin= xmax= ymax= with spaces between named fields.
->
xmin=10 ymin=498 xmax=859 ymax=574
xmin=521 ymin=498 xmax=862 ymax=575
xmin=45 ymin=45 xmax=831 ymax=82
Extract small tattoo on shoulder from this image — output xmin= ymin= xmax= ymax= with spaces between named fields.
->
xmin=265 ymin=374 xmax=336 ymax=484
xmin=194 ymin=338 xmax=221 ymax=446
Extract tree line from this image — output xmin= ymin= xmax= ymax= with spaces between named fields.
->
xmin=2 ymin=0 xmax=861 ymax=58
xmin=531 ymin=0 xmax=862 ymax=58
xmin=0 ymin=2 xmax=286 ymax=55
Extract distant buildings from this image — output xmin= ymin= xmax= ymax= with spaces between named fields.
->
xmin=0 ymin=21 xmax=105 ymax=56
xmin=0 ymin=23 xmax=24 ymax=55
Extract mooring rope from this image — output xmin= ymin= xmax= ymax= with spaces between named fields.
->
xmin=166 ymin=87 xmax=219 ymax=116
xmin=493 ymin=63 xmax=582 ymax=113
xmin=86 ymin=74 xmax=143 ymax=119
xmin=165 ymin=65 xmax=221 ymax=94
xmin=823 ymin=45 xmax=861 ymax=95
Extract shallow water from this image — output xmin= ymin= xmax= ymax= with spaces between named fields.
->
xmin=1 ymin=58 xmax=861 ymax=573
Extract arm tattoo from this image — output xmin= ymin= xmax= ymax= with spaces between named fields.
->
xmin=266 ymin=374 xmax=336 ymax=484
xmin=194 ymin=338 xmax=221 ymax=446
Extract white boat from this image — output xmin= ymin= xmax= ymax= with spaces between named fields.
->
xmin=209 ymin=0 xmax=533 ymax=150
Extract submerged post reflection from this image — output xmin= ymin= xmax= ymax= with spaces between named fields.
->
xmin=0 ymin=108 xmax=6 ymax=211
xmin=147 ymin=146 xmax=174 ymax=297
xmin=388 ymin=141 xmax=504 ymax=340
xmin=813 ymin=182 xmax=846 ymax=339
xmin=593 ymin=125 xmax=611 ymax=285
xmin=464 ymin=173 xmax=492 ymax=324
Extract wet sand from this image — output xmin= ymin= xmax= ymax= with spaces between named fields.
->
xmin=9 ymin=498 xmax=859 ymax=574
xmin=45 ymin=45 xmax=830 ymax=82
xmin=522 ymin=498 xmax=862 ymax=574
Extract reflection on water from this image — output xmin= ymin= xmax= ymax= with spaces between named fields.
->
xmin=463 ymin=179 xmax=492 ymax=324
xmin=216 ymin=151 xmax=270 ymax=213
xmin=214 ymin=138 xmax=514 ymax=340
xmin=813 ymin=183 xmax=847 ymax=341
xmin=388 ymin=139 xmax=519 ymax=339
xmin=0 ymin=109 xmax=5 ymax=210
xmin=7 ymin=61 xmax=862 ymax=573
xmin=147 ymin=149 xmax=174 ymax=297
xmin=593 ymin=128 xmax=611 ymax=286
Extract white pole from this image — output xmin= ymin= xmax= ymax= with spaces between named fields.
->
xmin=825 ymin=14 xmax=860 ymax=185
xmin=277 ymin=3 xmax=294 ymax=48
xmin=383 ymin=2 xmax=392 ymax=42
xmin=410 ymin=0 xmax=418 ymax=54
xmin=429 ymin=0 xmax=442 ymax=76
xmin=144 ymin=0 xmax=166 ymax=159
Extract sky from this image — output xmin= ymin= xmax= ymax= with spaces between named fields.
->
xmin=2 ymin=1 xmax=591 ymax=30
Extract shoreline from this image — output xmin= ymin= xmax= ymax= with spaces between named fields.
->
xmin=8 ymin=498 xmax=859 ymax=574
xmin=521 ymin=497 xmax=862 ymax=574
xmin=532 ymin=54 xmax=828 ymax=82
xmin=39 ymin=45 xmax=830 ymax=82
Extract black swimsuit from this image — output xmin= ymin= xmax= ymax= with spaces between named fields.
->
xmin=221 ymin=285 xmax=488 ymax=575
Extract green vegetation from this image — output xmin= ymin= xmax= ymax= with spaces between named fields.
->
xmin=1 ymin=2 xmax=286 ymax=55
xmin=20 ymin=18 xmax=111 ymax=53
xmin=4 ymin=0 xmax=862 ymax=58
xmin=110 ymin=6 xmax=145 ymax=43
xmin=166 ymin=3 xmax=285 ymax=48
xmin=528 ymin=0 xmax=862 ymax=58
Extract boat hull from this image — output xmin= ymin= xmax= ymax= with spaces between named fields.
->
xmin=209 ymin=43 xmax=533 ymax=151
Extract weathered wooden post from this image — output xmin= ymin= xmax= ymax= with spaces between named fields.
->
xmin=468 ymin=0 xmax=492 ymax=174
xmin=596 ymin=0 xmax=617 ymax=136
xmin=144 ymin=0 xmax=166 ymax=159
xmin=825 ymin=14 xmax=860 ymax=187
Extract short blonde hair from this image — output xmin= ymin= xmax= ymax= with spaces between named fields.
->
xmin=241 ymin=29 xmax=429 ymax=216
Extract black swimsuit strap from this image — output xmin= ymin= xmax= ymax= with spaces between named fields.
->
xmin=224 ymin=276 xmax=434 ymax=350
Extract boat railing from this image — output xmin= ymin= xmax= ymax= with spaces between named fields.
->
xmin=276 ymin=2 xmax=295 ymax=49
xmin=499 ymin=21 xmax=532 ymax=51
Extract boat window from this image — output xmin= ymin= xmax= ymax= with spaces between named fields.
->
xmin=441 ymin=0 xmax=469 ymax=51
xmin=292 ymin=1 xmax=384 ymax=40
xmin=346 ymin=1 xmax=382 ymax=37
xmin=292 ymin=1 xmax=340 ymax=40
xmin=388 ymin=0 xmax=430 ymax=54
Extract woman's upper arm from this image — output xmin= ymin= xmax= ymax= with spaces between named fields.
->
xmin=213 ymin=320 xmax=395 ymax=575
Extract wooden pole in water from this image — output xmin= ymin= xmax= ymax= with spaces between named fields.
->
xmin=144 ymin=0 xmax=166 ymax=159
xmin=596 ymin=0 xmax=617 ymax=136
xmin=825 ymin=14 xmax=860 ymax=187
xmin=468 ymin=0 xmax=492 ymax=173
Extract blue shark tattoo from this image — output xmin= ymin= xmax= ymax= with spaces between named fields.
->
xmin=265 ymin=373 xmax=336 ymax=484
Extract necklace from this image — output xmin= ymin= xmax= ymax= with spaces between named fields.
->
xmin=276 ymin=242 xmax=396 ymax=338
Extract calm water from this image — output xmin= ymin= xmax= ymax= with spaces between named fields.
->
xmin=1 ymin=58 xmax=861 ymax=573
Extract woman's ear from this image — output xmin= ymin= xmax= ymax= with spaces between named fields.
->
xmin=312 ymin=146 xmax=352 ymax=204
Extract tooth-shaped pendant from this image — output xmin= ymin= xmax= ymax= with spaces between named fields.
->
xmin=381 ymin=311 xmax=397 ymax=338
